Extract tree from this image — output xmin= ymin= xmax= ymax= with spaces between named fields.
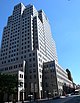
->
xmin=0 ymin=73 xmax=18 ymax=102
xmin=66 ymin=69 xmax=73 ymax=82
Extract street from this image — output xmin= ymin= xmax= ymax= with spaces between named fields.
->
xmin=64 ymin=95 xmax=80 ymax=103
xmin=24 ymin=95 xmax=80 ymax=103
xmin=51 ymin=95 xmax=80 ymax=103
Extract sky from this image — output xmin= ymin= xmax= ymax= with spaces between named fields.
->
xmin=0 ymin=0 xmax=80 ymax=84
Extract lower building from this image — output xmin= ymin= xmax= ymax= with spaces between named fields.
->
xmin=43 ymin=61 xmax=74 ymax=98
xmin=0 ymin=61 xmax=25 ymax=102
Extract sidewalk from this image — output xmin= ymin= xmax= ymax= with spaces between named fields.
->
xmin=16 ymin=98 xmax=52 ymax=103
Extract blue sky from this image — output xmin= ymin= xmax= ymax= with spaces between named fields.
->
xmin=0 ymin=0 xmax=80 ymax=84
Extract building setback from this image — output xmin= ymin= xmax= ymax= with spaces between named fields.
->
xmin=0 ymin=3 xmax=73 ymax=101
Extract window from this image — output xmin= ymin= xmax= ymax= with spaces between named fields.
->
xmin=29 ymin=64 xmax=32 ymax=67
xmin=16 ymin=57 xmax=18 ymax=60
xmin=28 ymin=49 xmax=30 ymax=52
xmin=24 ymin=55 xmax=26 ymax=58
xmin=33 ymin=69 xmax=36 ymax=73
xmin=25 ymin=42 xmax=26 ymax=44
xmin=40 ymin=75 xmax=41 ymax=78
xmin=45 ymin=82 xmax=48 ymax=87
xmin=20 ymin=74 xmax=21 ymax=78
xmin=33 ymin=63 xmax=35 ymax=67
xmin=28 ymin=41 xmax=29 ymax=43
xmin=34 ymin=75 xmax=36 ymax=79
xmin=22 ymin=47 xmax=23 ymax=50
xmin=29 ymin=69 xmax=32 ymax=73
xmin=29 ymin=58 xmax=31 ymax=62
xmin=30 ymin=75 xmax=32 ymax=79
xmin=28 ymin=45 xmax=30 ymax=48
xmin=5 ymin=67 xmax=8 ymax=70
xmin=25 ymin=46 xmax=26 ymax=49
xmin=33 ymin=58 xmax=35 ymax=61
xmin=28 ymin=37 xmax=29 ymax=39
xmin=40 ymin=82 xmax=42 ymax=87
xmin=29 ymin=53 xmax=31 ymax=57
xmin=39 ymin=69 xmax=42 ymax=73
xmin=21 ymin=56 xmax=23 ymax=59
xmin=20 ymin=74 xmax=23 ymax=78
xmin=33 ymin=53 xmax=35 ymax=56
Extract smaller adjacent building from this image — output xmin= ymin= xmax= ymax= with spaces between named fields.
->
xmin=43 ymin=61 xmax=58 ymax=98
xmin=1 ymin=61 xmax=26 ymax=102
xmin=43 ymin=61 xmax=74 ymax=98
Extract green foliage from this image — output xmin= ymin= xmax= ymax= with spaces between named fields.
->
xmin=66 ymin=69 xmax=73 ymax=82
xmin=0 ymin=73 xmax=18 ymax=102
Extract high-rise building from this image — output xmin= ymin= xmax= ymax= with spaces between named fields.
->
xmin=0 ymin=3 xmax=73 ymax=101
xmin=0 ymin=3 xmax=58 ymax=99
